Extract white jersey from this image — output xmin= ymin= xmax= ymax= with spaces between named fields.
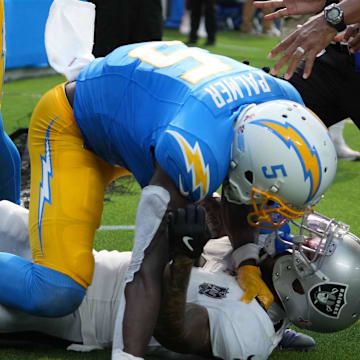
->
xmin=0 ymin=201 xmax=31 ymax=261
xmin=73 ymin=250 xmax=131 ymax=350
xmin=188 ymin=268 xmax=286 ymax=360
xmin=0 ymin=201 xmax=286 ymax=359
xmin=77 ymin=246 xmax=286 ymax=359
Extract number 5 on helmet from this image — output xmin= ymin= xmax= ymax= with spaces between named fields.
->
xmin=224 ymin=100 xmax=337 ymax=229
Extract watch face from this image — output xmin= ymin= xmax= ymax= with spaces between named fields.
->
xmin=328 ymin=8 xmax=340 ymax=22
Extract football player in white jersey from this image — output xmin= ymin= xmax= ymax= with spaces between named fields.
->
xmin=0 ymin=200 xmax=359 ymax=359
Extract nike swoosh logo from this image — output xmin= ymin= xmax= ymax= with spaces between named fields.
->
xmin=182 ymin=236 xmax=194 ymax=251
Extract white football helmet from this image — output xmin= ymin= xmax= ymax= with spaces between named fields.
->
xmin=223 ymin=100 xmax=337 ymax=228
xmin=272 ymin=213 xmax=360 ymax=333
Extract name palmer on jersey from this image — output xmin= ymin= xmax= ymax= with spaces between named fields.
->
xmin=204 ymin=71 xmax=271 ymax=109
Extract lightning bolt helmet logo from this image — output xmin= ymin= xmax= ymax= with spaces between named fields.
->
xmin=252 ymin=119 xmax=322 ymax=203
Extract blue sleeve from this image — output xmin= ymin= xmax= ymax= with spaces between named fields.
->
xmin=155 ymin=127 xmax=222 ymax=202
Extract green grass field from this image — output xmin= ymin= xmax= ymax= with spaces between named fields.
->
xmin=1 ymin=28 xmax=360 ymax=360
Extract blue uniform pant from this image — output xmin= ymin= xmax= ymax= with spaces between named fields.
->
xmin=0 ymin=252 xmax=86 ymax=316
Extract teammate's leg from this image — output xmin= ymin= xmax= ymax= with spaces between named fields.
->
xmin=0 ymin=83 xmax=117 ymax=316
xmin=0 ymin=0 xmax=21 ymax=205
xmin=329 ymin=120 xmax=360 ymax=161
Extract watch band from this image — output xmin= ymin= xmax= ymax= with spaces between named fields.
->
xmin=324 ymin=0 xmax=339 ymax=7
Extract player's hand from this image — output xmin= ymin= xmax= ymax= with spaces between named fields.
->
xmin=237 ymin=265 xmax=274 ymax=310
xmin=334 ymin=24 xmax=360 ymax=53
xmin=268 ymin=13 xmax=336 ymax=79
xmin=167 ymin=204 xmax=211 ymax=259
xmin=253 ymin=0 xmax=325 ymax=21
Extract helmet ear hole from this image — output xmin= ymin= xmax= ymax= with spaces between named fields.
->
xmin=292 ymin=279 xmax=305 ymax=295
xmin=245 ymin=171 xmax=253 ymax=184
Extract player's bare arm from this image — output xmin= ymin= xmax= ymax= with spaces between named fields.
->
xmin=122 ymin=162 xmax=191 ymax=356
xmin=149 ymin=162 xmax=190 ymax=210
xmin=220 ymin=193 xmax=257 ymax=251
xmin=265 ymin=0 xmax=360 ymax=79
xmin=253 ymin=0 xmax=325 ymax=21
xmin=154 ymin=253 xmax=213 ymax=358
xmin=220 ymin=193 xmax=274 ymax=309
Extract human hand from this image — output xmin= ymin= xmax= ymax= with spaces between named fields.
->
xmin=334 ymin=23 xmax=360 ymax=52
xmin=268 ymin=13 xmax=336 ymax=79
xmin=253 ymin=0 xmax=325 ymax=21
xmin=167 ymin=204 xmax=211 ymax=259
xmin=237 ymin=265 xmax=274 ymax=310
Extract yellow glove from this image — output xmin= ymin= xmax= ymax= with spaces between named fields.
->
xmin=237 ymin=265 xmax=274 ymax=310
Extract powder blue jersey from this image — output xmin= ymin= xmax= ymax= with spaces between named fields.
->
xmin=73 ymin=41 xmax=303 ymax=202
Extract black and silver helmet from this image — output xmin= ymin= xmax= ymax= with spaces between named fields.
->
xmin=272 ymin=212 xmax=360 ymax=332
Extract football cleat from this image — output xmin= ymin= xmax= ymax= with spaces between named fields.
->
xmin=279 ymin=329 xmax=316 ymax=352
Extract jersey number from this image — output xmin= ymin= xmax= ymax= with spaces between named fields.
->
xmin=128 ymin=41 xmax=232 ymax=84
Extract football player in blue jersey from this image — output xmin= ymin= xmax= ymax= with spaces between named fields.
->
xmin=0 ymin=41 xmax=337 ymax=359
xmin=0 ymin=0 xmax=21 ymax=205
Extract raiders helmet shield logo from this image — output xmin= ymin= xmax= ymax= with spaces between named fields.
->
xmin=199 ymin=283 xmax=229 ymax=299
xmin=309 ymin=283 xmax=348 ymax=318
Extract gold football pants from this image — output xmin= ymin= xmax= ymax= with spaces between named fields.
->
xmin=28 ymin=83 xmax=129 ymax=288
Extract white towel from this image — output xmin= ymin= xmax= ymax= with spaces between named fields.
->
xmin=45 ymin=0 xmax=96 ymax=81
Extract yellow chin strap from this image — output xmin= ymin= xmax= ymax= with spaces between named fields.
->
xmin=247 ymin=188 xmax=308 ymax=229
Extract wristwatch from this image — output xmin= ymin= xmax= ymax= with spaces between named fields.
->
xmin=324 ymin=3 xmax=346 ymax=32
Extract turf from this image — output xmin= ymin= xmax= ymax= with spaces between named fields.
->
xmin=1 ymin=28 xmax=360 ymax=360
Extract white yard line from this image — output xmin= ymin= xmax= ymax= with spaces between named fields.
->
xmin=215 ymin=43 xmax=262 ymax=52
xmin=98 ymin=225 xmax=135 ymax=231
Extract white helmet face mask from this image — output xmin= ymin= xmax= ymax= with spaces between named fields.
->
xmin=223 ymin=100 xmax=337 ymax=228
xmin=272 ymin=213 xmax=360 ymax=333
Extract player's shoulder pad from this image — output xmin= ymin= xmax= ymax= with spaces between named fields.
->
xmin=155 ymin=128 xmax=222 ymax=202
